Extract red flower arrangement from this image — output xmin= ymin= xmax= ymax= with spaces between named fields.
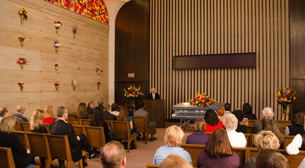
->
xmin=189 ymin=93 xmax=217 ymax=108
xmin=16 ymin=57 xmax=27 ymax=64
xmin=18 ymin=82 xmax=25 ymax=91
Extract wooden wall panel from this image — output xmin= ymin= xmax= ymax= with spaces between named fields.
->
xmin=0 ymin=0 xmax=109 ymax=118
xmin=150 ymin=0 xmax=290 ymax=120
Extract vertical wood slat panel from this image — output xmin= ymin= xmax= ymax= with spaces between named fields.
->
xmin=150 ymin=0 xmax=289 ymax=120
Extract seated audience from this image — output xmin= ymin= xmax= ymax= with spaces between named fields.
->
xmin=153 ymin=125 xmax=192 ymax=165
xmin=197 ymin=127 xmax=242 ymax=168
xmin=224 ymin=103 xmax=231 ymax=115
xmin=76 ymin=103 xmax=89 ymax=119
xmin=110 ymin=103 xmax=120 ymax=116
xmin=117 ymin=106 xmax=136 ymax=134
xmin=30 ymin=109 xmax=47 ymax=133
xmin=98 ymin=101 xmax=104 ymax=109
xmin=87 ymin=101 xmax=95 ymax=114
xmin=50 ymin=106 xmax=95 ymax=167
xmin=244 ymin=131 xmax=280 ymax=168
xmin=100 ymin=141 xmax=126 ymax=168
xmin=90 ymin=107 xmax=112 ymax=143
xmin=255 ymin=149 xmax=288 ymax=168
xmin=243 ymin=103 xmax=257 ymax=119
xmin=222 ymin=114 xmax=247 ymax=147
xmin=160 ymin=153 xmax=193 ymax=168
xmin=262 ymin=119 xmax=284 ymax=149
xmin=43 ymin=105 xmax=55 ymax=124
xmin=217 ymin=107 xmax=225 ymax=121
xmin=285 ymin=110 xmax=305 ymax=135
xmin=253 ymin=107 xmax=282 ymax=134
xmin=186 ymin=118 xmax=210 ymax=145
xmin=13 ymin=105 xmax=28 ymax=122
xmin=0 ymin=107 xmax=10 ymax=121
xmin=232 ymin=110 xmax=248 ymax=133
xmin=134 ymin=101 xmax=157 ymax=140
xmin=204 ymin=109 xmax=224 ymax=132
xmin=286 ymin=122 xmax=305 ymax=155
xmin=124 ymin=101 xmax=133 ymax=116
xmin=104 ymin=104 xmax=117 ymax=120
xmin=0 ymin=115 xmax=37 ymax=168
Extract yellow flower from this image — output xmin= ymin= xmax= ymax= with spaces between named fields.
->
xmin=294 ymin=97 xmax=296 ymax=100
xmin=288 ymin=100 xmax=291 ymax=102
xmin=280 ymin=98 xmax=283 ymax=100
xmin=124 ymin=94 xmax=126 ymax=96
xmin=284 ymin=98 xmax=287 ymax=101
xmin=275 ymin=98 xmax=278 ymax=100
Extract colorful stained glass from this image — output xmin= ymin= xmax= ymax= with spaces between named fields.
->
xmin=74 ymin=0 xmax=87 ymax=16
xmin=60 ymin=0 xmax=73 ymax=11
xmin=46 ymin=0 xmax=58 ymax=5
xmin=97 ymin=0 xmax=108 ymax=24
xmin=87 ymin=0 xmax=98 ymax=20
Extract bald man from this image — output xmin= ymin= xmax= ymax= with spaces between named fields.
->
xmin=253 ymin=107 xmax=282 ymax=134
xmin=13 ymin=105 xmax=28 ymax=122
xmin=100 ymin=141 xmax=126 ymax=168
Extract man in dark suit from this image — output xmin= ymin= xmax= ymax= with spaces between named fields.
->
xmin=87 ymin=101 xmax=95 ymax=114
xmin=147 ymin=88 xmax=160 ymax=99
xmin=50 ymin=106 xmax=95 ymax=167
xmin=104 ymin=104 xmax=116 ymax=120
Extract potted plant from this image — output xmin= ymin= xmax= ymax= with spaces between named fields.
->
xmin=18 ymin=36 xmax=26 ymax=46
xmin=274 ymin=86 xmax=299 ymax=120
xmin=71 ymin=80 xmax=78 ymax=90
xmin=19 ymin=7 xmax=28 ymax=25
xmin=124 ymin=85 xmax=144 ymax=108
xmin=54 ymin=21 xmax=62 ymax=33
xmin=18 ymin=82 xmax=25 ymax=91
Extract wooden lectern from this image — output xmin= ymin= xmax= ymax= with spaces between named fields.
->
xmin=143 ymin=99 xmax=165 ymax=128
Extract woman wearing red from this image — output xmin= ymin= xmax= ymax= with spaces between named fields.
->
xmin=42 ymin=105 xmax=55 ymax=124
xmin=205 ymin=109 xmax=224 ymax=132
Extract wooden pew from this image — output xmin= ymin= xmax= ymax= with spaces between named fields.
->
xmin=247 ymin=125 xmax=254 ymax=134
xmin=284 ymin=135 xmax=295 ymax=149
xmin=0 ymin=147 xmax=16 ymax=168
xmin=46 ymin=134 xmax=84 ymax=168
xmin=73 ymin=125 xmax=84 ymax=135
xmin=26 ymin=132 xmax=52 ymax=168
xmin=83 ymin=126 xmax=106 ymax=149
xmin=112 ymin=121 xmax=138 ymax=153
xmin=133 ymin=116 xmax=155 ymax=144
xmin=275 ymin=120 xmax=291 ymax=134
xmin=286 ymin=150 xmax=305 ymax=168
xmin=68 ymin=113 xmax=77 ymax=119
xmin=41 ymin=123 xmax=50 ymax=133
xmin=105 ymin=120 xmax=112 ymax=129
xmin=11 ymin=131 xmax=30 ymax=149
xmin=181 ymin=144 xmax=247 ymax=167
xmin=20 ymin=122 xmax=31 ymax=131
xmin=67 ymin=119 xmax=81 ymax=125
xmin=248 ymin=120 xmax=258 ymax=127
xmin=80 ymin=119 xmax=90 ymax=126
xmin=14 ymin=122 xmax=22 ymax=131
xmin=147 ymin=163 xmax=160 ymax=168
xmin=88 ymin=114 xmax=93 ymax=119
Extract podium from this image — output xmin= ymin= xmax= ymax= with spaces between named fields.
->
xmin=143 ymin=99 xmax=165 ymax=128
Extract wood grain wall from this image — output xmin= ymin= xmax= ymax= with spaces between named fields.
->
xmin=150 ymin=0 xmax=290 ymax=119
xmin=0 ymin=0 xmax=109 ymax=119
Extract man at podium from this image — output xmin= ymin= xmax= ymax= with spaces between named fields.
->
xmin=147 ymin=88 xmax=160 ymax=99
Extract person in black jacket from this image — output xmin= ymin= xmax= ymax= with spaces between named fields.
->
xmin=0 ymin=115 xmax=37 ymax=168
xmin=50 ymin=106 xmax=95 ymax=167
xmin=147 ymin=88 xmax=160 ymax=99
xmin=87 ymin=101 xmax=95 ymax=114
xmin=90 ymin=107 xmax=112 ymax=143
xmin=242 ymin=103 xmax=257 ymax=119
xmin=232 ymin=110 xmax=248 ymax=133
xmin=104 ymin=104 xmax=117 ymax=120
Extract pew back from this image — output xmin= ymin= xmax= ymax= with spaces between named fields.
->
xmin=83 ymin=126 xmax=106 ymax=148
xmin=0 ymin=147 xmax=16 ymax=168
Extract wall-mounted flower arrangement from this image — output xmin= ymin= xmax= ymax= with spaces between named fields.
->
xmin=97 ymin=81 xmax=101 ymax=89
xmin=18 ymin=82 xmax=25 ymax=91
xmin=71 ymin=80 xmax=78 ymax=90
xmin=18 ymin=36 xmax=26 ymax=46
xmin=54 ymin=41 xmax=60 ymax=52
xmin=54 ymin=21 xmax=62 ymax=33
xmin=72 ymin=26 xmax=77 ymax=38
xmin=19 ymin=7 xmax=28 ymax=25
xmin=16 ymin=57 xmax=28 ymax=69
xmin=54 ymin=63 xmax=58 ymax=71
xmin=96 ymin=67 xmax=103 ymax=74
xmin=54 ymin=81 xmax=60 ymax=91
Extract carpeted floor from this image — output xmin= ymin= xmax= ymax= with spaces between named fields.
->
xmin=36 ymin=126 xmax=194 ymax=168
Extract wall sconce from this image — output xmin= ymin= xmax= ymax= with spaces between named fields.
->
xmin=96 ymin=67 xmax=103 ymax=74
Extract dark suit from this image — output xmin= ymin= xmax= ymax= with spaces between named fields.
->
xmin=104 ymin=111 xmax=116 ymax=120
xmin=50 ymin=119 xmax=91 ymax=162
xmin=253 ymin=121 xmax=282 ymax=134
xmin=147 ymin=93 xmax=160 ymax=99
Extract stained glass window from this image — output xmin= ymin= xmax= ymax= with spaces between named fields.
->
xmin=60 ymin=0 xmax=73 ymax=12
xmin=44 ymin=0 xmax=108 ymax=24
xmin=46 ymin=0 xmax=58 ymax=5
xmin=97 ymin=0 xmax=108 ymax=24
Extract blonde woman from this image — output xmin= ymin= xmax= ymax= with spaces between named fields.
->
xmin=222 ymin=113 xmax=247 ymax=147
xmin=43 ymin=105 xmax=55 ymax=124
xmin=0 ymin=115 xmax=37 ymax=168
xmin=244 ymin=131 xmax=280 ymax=168
xmin=153 ymin=125 xmax=192 ymax=165
xmin=186 ymin=119 xmax=210 ymax=145
xmin=160 ymin=153 xmax=193 ymax=168
xmin=30 ymin=109 xmax=47 ymax=133
xmin=76 ymin=103 xmax=89 ymax=119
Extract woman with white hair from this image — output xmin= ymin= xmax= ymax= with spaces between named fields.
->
xmin=222 ymin=113 xmax=247 ymax=147
xmin=153 ymin=125 xmax=192 ymax=165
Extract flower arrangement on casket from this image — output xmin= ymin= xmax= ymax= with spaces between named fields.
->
xmin=189 ymin=93 xmax=217 ymax=107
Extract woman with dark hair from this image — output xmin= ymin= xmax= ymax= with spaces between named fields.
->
xmin=76 ymin=103 xmax=89 ymax=119
xmin=204 ymin=109 xmax=224 ymax=132
xmin=285 ymin=110 xmax=305 ymax=135
xmin=117 ymin=106 xmax=136 ymax=134
xmin=262 ymin=119 xmax=284 ymax=149
xmin=232 ymin=110 xmax=248 ymax=133
xmin=197 ymin=128 xmax=242 ymax=168
xmin=242 ymin=103 xmax=257 ymax=119
xmin=90 ymin=107 xmax=111 ymax=143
